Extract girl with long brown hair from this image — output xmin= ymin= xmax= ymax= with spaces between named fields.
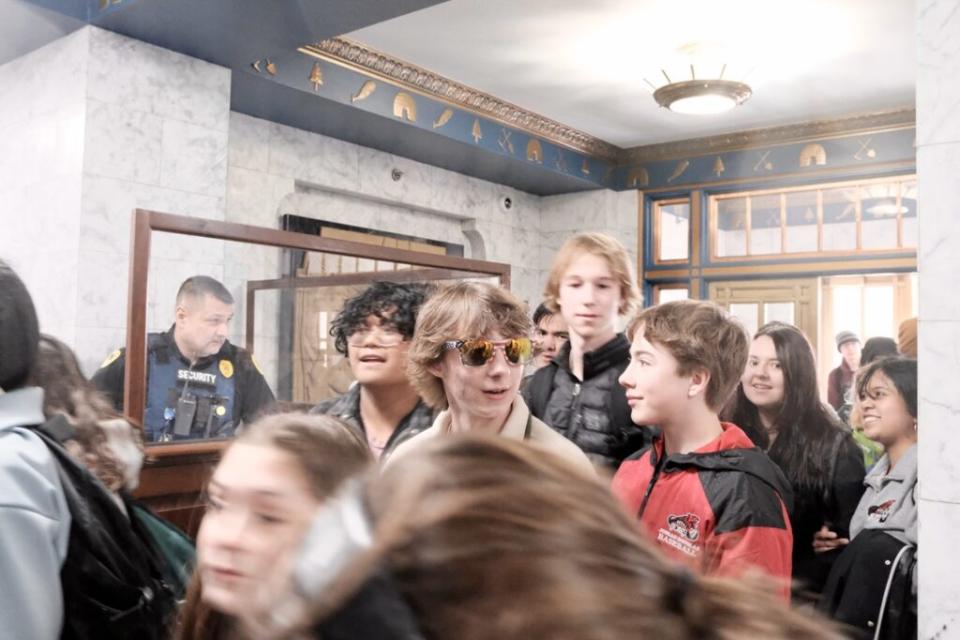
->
xmin=725 ymin=321 xmax=866 ymax=599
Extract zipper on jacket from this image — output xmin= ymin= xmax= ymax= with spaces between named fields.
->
xmin=637 ymin=450 xmax=668 ymax=520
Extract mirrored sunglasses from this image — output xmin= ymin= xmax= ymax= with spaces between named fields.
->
xmin=442 ymin=338 xmax=533 ymax=367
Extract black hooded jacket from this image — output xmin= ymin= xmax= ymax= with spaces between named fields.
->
xmin=524 ymin=334 xmax=652 ymax=469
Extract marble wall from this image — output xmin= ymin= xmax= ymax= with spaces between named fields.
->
xmin=0 ymin=28 xmax=89 ymax=346
xmin=77 ymin=27 xmax=231 ymax=376
xmin=917 ymin=1 xmax=960 ymax=637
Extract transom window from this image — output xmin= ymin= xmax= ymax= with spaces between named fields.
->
xmin=710 ymin=176 xmax=916 ymax=260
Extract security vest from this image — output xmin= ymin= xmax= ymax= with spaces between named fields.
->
xmin=143 ymin=334 xmax=237 ymax=442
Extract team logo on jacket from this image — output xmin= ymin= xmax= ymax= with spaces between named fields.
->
xmin=667 ymin=513 xmax=701 ymax=541
xmin=867 ymin=499 xmax=897 ymax=523
xmin=657 ymin=513 xmax=702 ymax=558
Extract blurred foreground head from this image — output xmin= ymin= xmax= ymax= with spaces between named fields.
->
xmin=0 ymin=259 xmax=39 ymax=391
xmin=271 ymin=435 xmax=842 ymax=640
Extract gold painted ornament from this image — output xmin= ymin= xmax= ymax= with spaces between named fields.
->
xmin=309 ymin=62 xmax=324 ymax=91
xmin=433 ymin=108 xmax=454 ymax=129
xmin=352 ymin=80 xmax=377 ymax=103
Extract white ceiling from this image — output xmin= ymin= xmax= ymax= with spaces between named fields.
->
xmin=349 ymin=0 xmax=916 ymax=148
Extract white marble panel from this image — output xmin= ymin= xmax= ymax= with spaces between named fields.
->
xmin=267 ymin=122 xmax=359 ymax=192
xmin=87 ymin=27 xmax=230 ymax=132
xmin=539 ymin=192 xmax=599 ymax=232
xmin=917 ymin=0 xmax=960 ymax=146
xmin=0 ymin=27 xmax=88 ymax=126
xmin=22 ymin=248 xmax=80 ymax=338
xmin=83 ymin=98 xmax=163 ymax=184
xmin=919 ymin=498 xmax=960 ymax=639
xmin=356 ymin=147 xmax=439 ymax=212
xmin=509 ymin=225 xmax=542 ymax=266
xmin=918 ymin=319 xmax=960 ymax=503
xmin=228 ymin=113 xmax=271 ymax=173
xmin=159 ymin=119 xmax=229 ymax=198
xmin=152 ymin=233 xmax=226 ymax=267
xmin=225 ymin=167 xmax=295 ymax=226
xmin=75 ymin=249 xmax=131 ymax=329
xmin=81 ymin=175 xmax=226 ymax=256
xmin=917 ymin=142 xmax=960 ymax=322
xmin=510 ymin=265 xmax=543 ymax=309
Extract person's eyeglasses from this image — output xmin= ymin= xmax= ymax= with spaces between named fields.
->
xmin=442 ymin=338 xmax=533 ymax=367
xmin=347 ymin=328 xmax=406 ymax=349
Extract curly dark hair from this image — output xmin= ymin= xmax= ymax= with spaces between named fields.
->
xmin=330 ymin=281 xmax=432 ymax=355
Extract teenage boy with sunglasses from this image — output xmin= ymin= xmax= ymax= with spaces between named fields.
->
xmin=386 ymin=281 xmax=593 ymax=474
xmin=311 ymin=282 xmax=434 ymax=459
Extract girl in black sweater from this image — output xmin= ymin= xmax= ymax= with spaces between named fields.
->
xmin=726 ymin=322 xmax=865 ymax=601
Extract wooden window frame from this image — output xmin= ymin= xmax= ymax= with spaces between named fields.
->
xmin=708 ymin=174 xmax=916 ymax=262
xmin=652 ymin=197 xmax=693 ymax=265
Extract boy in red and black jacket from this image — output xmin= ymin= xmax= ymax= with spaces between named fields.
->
xmin=612 ymin=300 xmax=793 ymax=598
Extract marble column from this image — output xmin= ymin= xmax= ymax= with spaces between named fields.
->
xmin=917 ymin=1 xmax=960 ymax=637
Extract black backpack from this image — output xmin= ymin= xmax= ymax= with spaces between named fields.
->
xmin=31 ymin=415 xmax=177 ymax=640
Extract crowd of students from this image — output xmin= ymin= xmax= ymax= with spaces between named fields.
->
xmin=0 ymin=230 xmax=918 ymax=639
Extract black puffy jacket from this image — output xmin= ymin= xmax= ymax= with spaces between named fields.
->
xmin=524 ymin=334 xmax=652 ymax=470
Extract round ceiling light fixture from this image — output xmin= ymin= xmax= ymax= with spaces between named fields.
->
xmin=653 ymin=78 xmax=752 ymax=115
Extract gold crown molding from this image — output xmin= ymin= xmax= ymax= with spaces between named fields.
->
xmin=624 ymin=108 xmax=916 ymax=164
xmin=301 ymin=38 xmax=622 ymax=162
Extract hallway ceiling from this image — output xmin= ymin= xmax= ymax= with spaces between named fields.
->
xmin=349 ymin=0 xmax=916 ymax=147
xmin=4 ymin=0 xmax=916 ymax=195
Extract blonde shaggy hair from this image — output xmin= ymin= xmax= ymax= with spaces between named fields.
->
xmin=542 ymin=232 xmax=640 ymax=316
xmin=407 ymin=281 xmax=532 ymax=409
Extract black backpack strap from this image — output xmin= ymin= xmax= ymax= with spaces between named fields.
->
xmin=37 ymin=413 xmax=77 ymax=445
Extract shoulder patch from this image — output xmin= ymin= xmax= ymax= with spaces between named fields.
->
xmin=219 ymin=359 xmax=234 ymax=378
xmin=100 ymin=349 xmax=122 ymax=368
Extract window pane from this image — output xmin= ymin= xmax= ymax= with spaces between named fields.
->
xmin=749 ymin=194 xmax=782 ymax=255
xmin=716 ymin=197 xmax=747 ymax=257
xmin=902 ymin=181 xmax=918 ymax=248
xmin=729 ymin=303 xmax=759 ymax=337
xmin=657 ymin=287 xmax=689 ymax=303
xmin=784 ymin=191 xmax=818 ymax=253
xmin=657 ymin=202 xmax=690 ymax=261
xmin=864 ymin=286 xmax=895 ymax=338
xmin=861 ymin=183 xmax=900 ymax=250
xmin=822 ymin=188 xmax=857 ymax=251
xmin=764 ymin=302 xmax=795 ymax=325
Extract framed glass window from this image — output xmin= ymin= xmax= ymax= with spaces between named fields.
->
xmin=653 ymin=284 xmax=690 ymax=304
xmin=715 ymin=196 xmax=748 ymax=258
xmin=708 ymin=175 xmax=916 ymax=261
xmin=653 ymin=199 xmax=691 ymax=263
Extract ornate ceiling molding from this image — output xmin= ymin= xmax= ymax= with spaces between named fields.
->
xmin=301 ymin=37 xmax=622 ymax=161
xmin=300 ymin=37 xmax=915 ymax=171
xmin=623 ymin=108 xmax=916 ymax=164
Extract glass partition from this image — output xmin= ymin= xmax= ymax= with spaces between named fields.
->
xmin=121 ymin=210 xmax=510 ymax=454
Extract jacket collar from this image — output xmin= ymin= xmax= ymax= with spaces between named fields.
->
xmin=555 ymin=333 xmax=630 ymax=379
xmin=866 ymin=444 xmax=918 ymax=490
xmin=649 ymin=422 xmax=794 ymax=512
xmin=0 ymin=387 xmax=46 ymax=431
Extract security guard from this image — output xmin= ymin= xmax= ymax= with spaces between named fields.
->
xmin=92 ymin=275 xmax=275 ymax=442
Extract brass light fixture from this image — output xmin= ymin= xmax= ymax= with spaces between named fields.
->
xmin=649 ymin=65 xmax=752 ymax=115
